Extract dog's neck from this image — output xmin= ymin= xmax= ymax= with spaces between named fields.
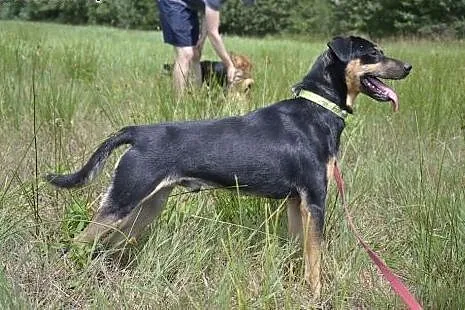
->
xmin=295 ymin=50 xmax=350 ymax=113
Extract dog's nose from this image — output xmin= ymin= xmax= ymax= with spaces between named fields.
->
xmin=403 ymin=63 xmax=412 ymax=72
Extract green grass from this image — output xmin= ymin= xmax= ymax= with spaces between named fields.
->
xmin=1 ymin=20 xmax=464 ymax=309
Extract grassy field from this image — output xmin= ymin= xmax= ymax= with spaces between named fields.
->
xmin=1 ymin=21 xmax=464 ymax=309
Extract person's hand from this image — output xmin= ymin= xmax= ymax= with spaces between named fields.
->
xmin=227 ymin=64 xmax=237 ymax=84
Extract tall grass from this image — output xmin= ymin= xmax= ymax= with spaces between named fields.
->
xmin=0 ymin=21 xmax=464 ymax=308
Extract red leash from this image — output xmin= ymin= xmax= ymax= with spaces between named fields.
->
xmin=333 ymin=161 xmax=423 ymax=310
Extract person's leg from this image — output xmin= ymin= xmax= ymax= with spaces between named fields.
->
xmin=191 ymin=46 xmax=202 ymax=88
xmin=174 ymin=46 xmax=197 ymax=94
xmin=157 ymin=0 xmax=200 ymax=96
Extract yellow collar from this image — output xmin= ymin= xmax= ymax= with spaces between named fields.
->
xmin=294 ymin=89 xmax=347 ymax=120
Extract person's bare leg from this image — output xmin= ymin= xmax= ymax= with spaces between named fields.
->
xmin=174 ymin=46 xmax=197 ymax=96
xmin=191 ymin=47 xmax=202 ymax=87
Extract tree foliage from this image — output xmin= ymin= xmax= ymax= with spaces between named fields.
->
xmin=1 ymin=0 xmax=464 ymax=38
xmin=331 ymin=0 xmax=465 ymax=38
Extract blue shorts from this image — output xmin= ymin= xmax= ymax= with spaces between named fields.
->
xmin=157 ymin=0 xmax=200 ymax=47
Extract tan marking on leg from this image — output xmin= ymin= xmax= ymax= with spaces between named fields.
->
xmin=104 ymin=186 xmax=173 ymax=249
xmin=73 ymin=212 xmax=119 ymax=245
xmin=73 ymin=185 xmax=120 ymax=245
xmin=300 ymin=200 xmax=322 ymax=299
xmin=326 ymin=156 xmax=336 ymax=191
xmin=287 ymin=197 xmax=303 ymax=242
xmin=74 ymin=179 xmax=175 ymax=248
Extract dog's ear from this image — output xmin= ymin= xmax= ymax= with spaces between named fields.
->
xmin=327 ymin=36 xmax=353 ymax=63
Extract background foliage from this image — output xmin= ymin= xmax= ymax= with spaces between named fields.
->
xmin=1 ymin=0 xmax=465 ymax=38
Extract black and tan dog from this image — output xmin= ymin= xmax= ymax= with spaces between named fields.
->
xmin=47 ymin=36 xmax=411 ymax=298
xmin=163 ymin=53 xmax=254 ymax=94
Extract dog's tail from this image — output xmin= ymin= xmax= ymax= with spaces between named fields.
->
xmin=45 ymin=127 xmax=134 ymax=188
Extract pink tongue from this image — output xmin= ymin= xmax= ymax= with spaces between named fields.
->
xmin=369 ymin=77 xmax=399 ymax=112
xmin=386 ymin=88 xmax=399 ymax=112
xmin=384 ymin=87 xmax=399 ymax=112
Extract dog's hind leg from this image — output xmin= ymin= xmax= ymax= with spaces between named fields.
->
xmin=72 ymin=186 xmax=122 ymax=246
xmin=103 ymin=186 xmax=173 ymax=249
xmin=287 ymin=197 xmax=303 ymax=242
xmin=73 ymin=148 xmax=175 ymax=250
xmin=73 ymin=183 xmax=174 ymax=250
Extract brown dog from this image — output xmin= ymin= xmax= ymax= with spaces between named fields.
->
xmin=163 ymin=53 xmax=254 ymax=95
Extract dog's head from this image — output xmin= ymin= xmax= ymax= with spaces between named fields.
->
xmin=327 ymin=36 xmax=412 ymax=112
xmin=230 ymin=54 xmax=254 ymax=93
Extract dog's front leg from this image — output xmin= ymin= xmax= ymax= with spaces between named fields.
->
xmin=300 ymin=197 xmax=323 ymax=299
